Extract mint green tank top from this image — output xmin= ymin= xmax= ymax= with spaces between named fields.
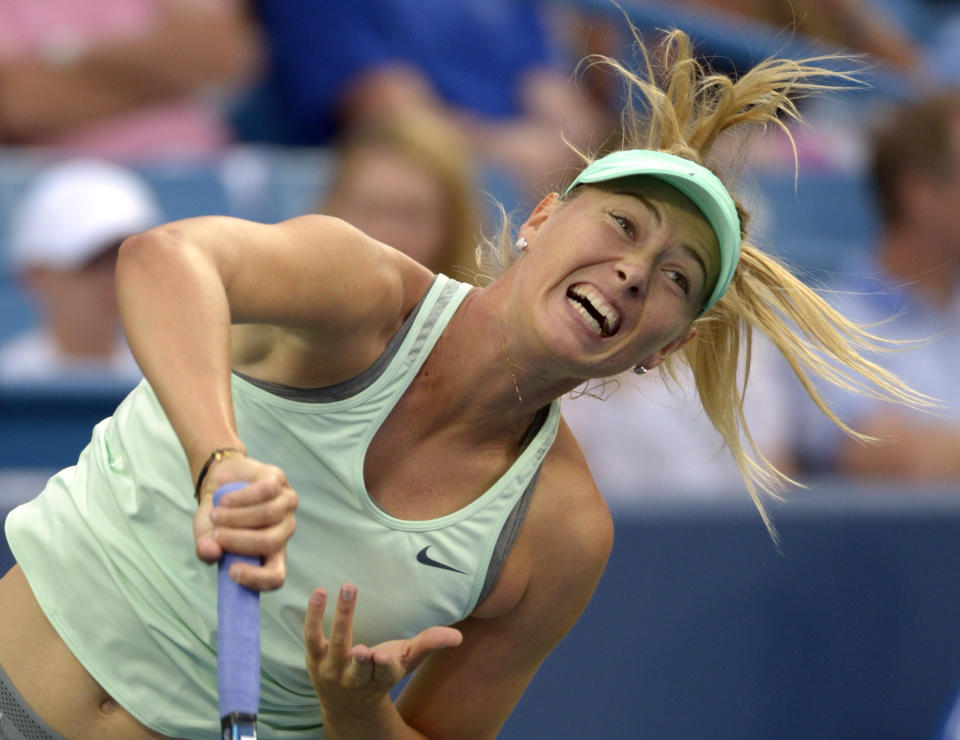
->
xmin=5 ymin=275 xmax=561 ymax=739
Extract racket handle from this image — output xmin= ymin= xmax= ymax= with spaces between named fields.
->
xmin=221 ymin=715 xmax=257 ymax=740
xmin=214 ymin=482 xmax=260 ymax=739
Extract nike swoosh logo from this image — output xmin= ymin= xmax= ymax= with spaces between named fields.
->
xmin=416 ymin=546 xmax=468 ymax=574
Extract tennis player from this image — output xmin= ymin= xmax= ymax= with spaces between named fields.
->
xmin=0 ymin=28 xmax=928 ymax=740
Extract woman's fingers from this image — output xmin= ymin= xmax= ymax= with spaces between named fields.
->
xmin=194 ymin=459 xmax=298 ymax=582
xmin=389 ymin=626 xmax=463 ymax=676
xmin=193 ymin=499 xmax=223 ymax=563
xmin=303 ymin=586 xmax=463 ymax=697
xmin=345 ymin=625 xmax=464 ymax=687
xmin=212 ymin=513 xmax=297 ymax=558
xmin=411 ymin=626 xmax=464 ymax=656
xmin=194 ymin=530 xmax=223 ymax=563
xmin=213 ymin=470 xmax=297 ymax=509
xmin=211 ymin=492 xmax=295 ymax=528
xmin=228 ymin=545 xmax=288 ymax=591
xmin=304 ymin=588 xmax=329 ymax=671
xmin=305 ymin=585 xmax=366 ymax=689
xmin=327 ymin=585 xmax=358 ymax=668
xmin=205 ymin=476 xmax=297 ymax=590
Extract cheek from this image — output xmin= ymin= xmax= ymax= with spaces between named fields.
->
xmin=629 ymin=305 xmax=692 ymax=355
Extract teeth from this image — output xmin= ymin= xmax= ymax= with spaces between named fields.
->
xmin=568 ymin=296 xmax=603 ymax=335
xmin=568 ymin=284 xmax=621 ymax=337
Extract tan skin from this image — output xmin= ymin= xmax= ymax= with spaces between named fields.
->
xmin=0 ymin=180 xmax=717 ymax=738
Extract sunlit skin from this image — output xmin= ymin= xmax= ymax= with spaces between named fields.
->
xmin=492 ymin=179 xmax=721 ymax=396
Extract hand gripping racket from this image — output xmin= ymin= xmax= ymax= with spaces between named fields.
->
xmin=214 ymin=482 xmax=260 ymax=740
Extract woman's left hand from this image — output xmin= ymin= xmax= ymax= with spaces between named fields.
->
xmin=304 ymin=584 xmax=462 ymax=718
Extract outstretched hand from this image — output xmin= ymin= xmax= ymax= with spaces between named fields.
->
xmin=304 ymin=585 xmax=462 ymax=718
xmin=193 ymin=456 xmax=299 ymax=591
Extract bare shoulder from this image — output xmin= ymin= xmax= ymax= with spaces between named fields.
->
xmin=267 ymin=215 xmax=435 ymax=333
xmin=198 ymin=214 xmax=435 ymax=377
xmin=208 ymin=214 xmax=433 ymax=335
xmin=131 ymin=213 xmax=434 ymax=334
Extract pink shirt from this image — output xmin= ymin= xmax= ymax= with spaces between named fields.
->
xmin=0 ymin=0 xmax=234 ymax=159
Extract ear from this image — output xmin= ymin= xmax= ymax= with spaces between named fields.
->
xmin=636 ymin=327 xmax=698 ymax=371
xmin=516 ymin=192 xmax=560 ymax=246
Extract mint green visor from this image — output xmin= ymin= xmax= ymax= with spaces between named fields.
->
xmin=563 ymin=150 xmax=741 ymax=313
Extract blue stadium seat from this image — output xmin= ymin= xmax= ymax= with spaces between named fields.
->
xmin=749 ymin=170 xmax=878 ymax=277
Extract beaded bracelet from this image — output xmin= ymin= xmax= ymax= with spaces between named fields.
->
xmin=194 ymin=447 xmax=245 ymax=502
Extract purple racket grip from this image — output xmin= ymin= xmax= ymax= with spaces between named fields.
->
xmin=214 ymin=482 xmax=260 ymax=721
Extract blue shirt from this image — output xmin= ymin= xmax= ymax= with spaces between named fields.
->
xmin=235 ymin=0 xmax=560 ymax=145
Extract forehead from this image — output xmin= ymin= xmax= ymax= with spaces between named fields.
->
xmin=594 ymin=176 xmax=709 ymax=225
xmin=590 ymin=177 xmax=720 ymax=270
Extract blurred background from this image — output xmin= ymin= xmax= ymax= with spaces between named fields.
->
xmin=1 ymin=1 xmax=960 ymax=738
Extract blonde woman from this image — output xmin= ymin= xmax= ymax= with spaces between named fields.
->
xmin=0 ymin=29 xmax=927 ymax=740
xmin=320 ymin=110 xmax=482 ymax=280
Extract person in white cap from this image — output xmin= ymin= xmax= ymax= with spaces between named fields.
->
xmin=0 ymin=158 xmax=162 ymax=384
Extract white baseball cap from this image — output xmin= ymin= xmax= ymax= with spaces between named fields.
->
xmin=9 ymin=159 xmax=163 ymax=271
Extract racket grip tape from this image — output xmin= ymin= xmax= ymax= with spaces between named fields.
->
xmin=214 ymin=482 xmax=260 ymax=736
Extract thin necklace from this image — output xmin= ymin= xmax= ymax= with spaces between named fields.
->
xmin=494 ymin=305 xmax=523 ymax=404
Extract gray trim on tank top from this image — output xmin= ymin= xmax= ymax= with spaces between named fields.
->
xmin=0 ymin=662 xmax=69 ymax=740
xmin=475 ymin=408 xmax=547 ymax=605
xmin=232 ymin=276 xmax=455 ymax=402
xmin=231 ymin=274 xmax=547 ymax=608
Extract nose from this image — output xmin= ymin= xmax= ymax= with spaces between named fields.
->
xmin=616 ymin=255 xmax=649 ymax=299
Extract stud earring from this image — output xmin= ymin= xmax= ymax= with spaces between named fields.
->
xmin=633 ymin=365 xmax=647 ymax=375
xmin=516 ymin=236 xmax=528 ymax=249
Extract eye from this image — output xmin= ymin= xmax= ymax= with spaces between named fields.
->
xmin=664 ymin=269 xmax=691 ymax=295
xmin=611 ymin=213 xmax=635 ymax=237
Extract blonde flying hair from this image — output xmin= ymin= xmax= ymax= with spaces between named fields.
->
xmin=479 ymin=27 xmax=932 ymax=536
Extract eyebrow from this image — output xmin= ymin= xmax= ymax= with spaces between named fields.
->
xmin=616 ymin=190 xmax=662 ymax=226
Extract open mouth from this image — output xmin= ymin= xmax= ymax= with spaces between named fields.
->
xmin=566 ymin=284 xmax=621 ymax=338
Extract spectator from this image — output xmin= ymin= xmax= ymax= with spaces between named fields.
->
xmin=0 ymin=159 xmax=162 ymax=385
xmin=233 ymin=0 xmax=611 ymax=200
xmin=0 ymin=0 xmax=263 ymax=160
xmin=792 ymin=91 xmax=960 ymax=481
xmin=321 ymin=110 xmax=482 ymax=279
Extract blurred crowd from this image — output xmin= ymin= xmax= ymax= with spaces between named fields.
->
xmin=2 ymin=0 xmax=960 ymax=500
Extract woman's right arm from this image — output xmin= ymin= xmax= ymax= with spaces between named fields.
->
xmin=116 ymin=215 xmax=429 ymax=587
xmin=117 ymin=214 xmax=416 ymax=477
